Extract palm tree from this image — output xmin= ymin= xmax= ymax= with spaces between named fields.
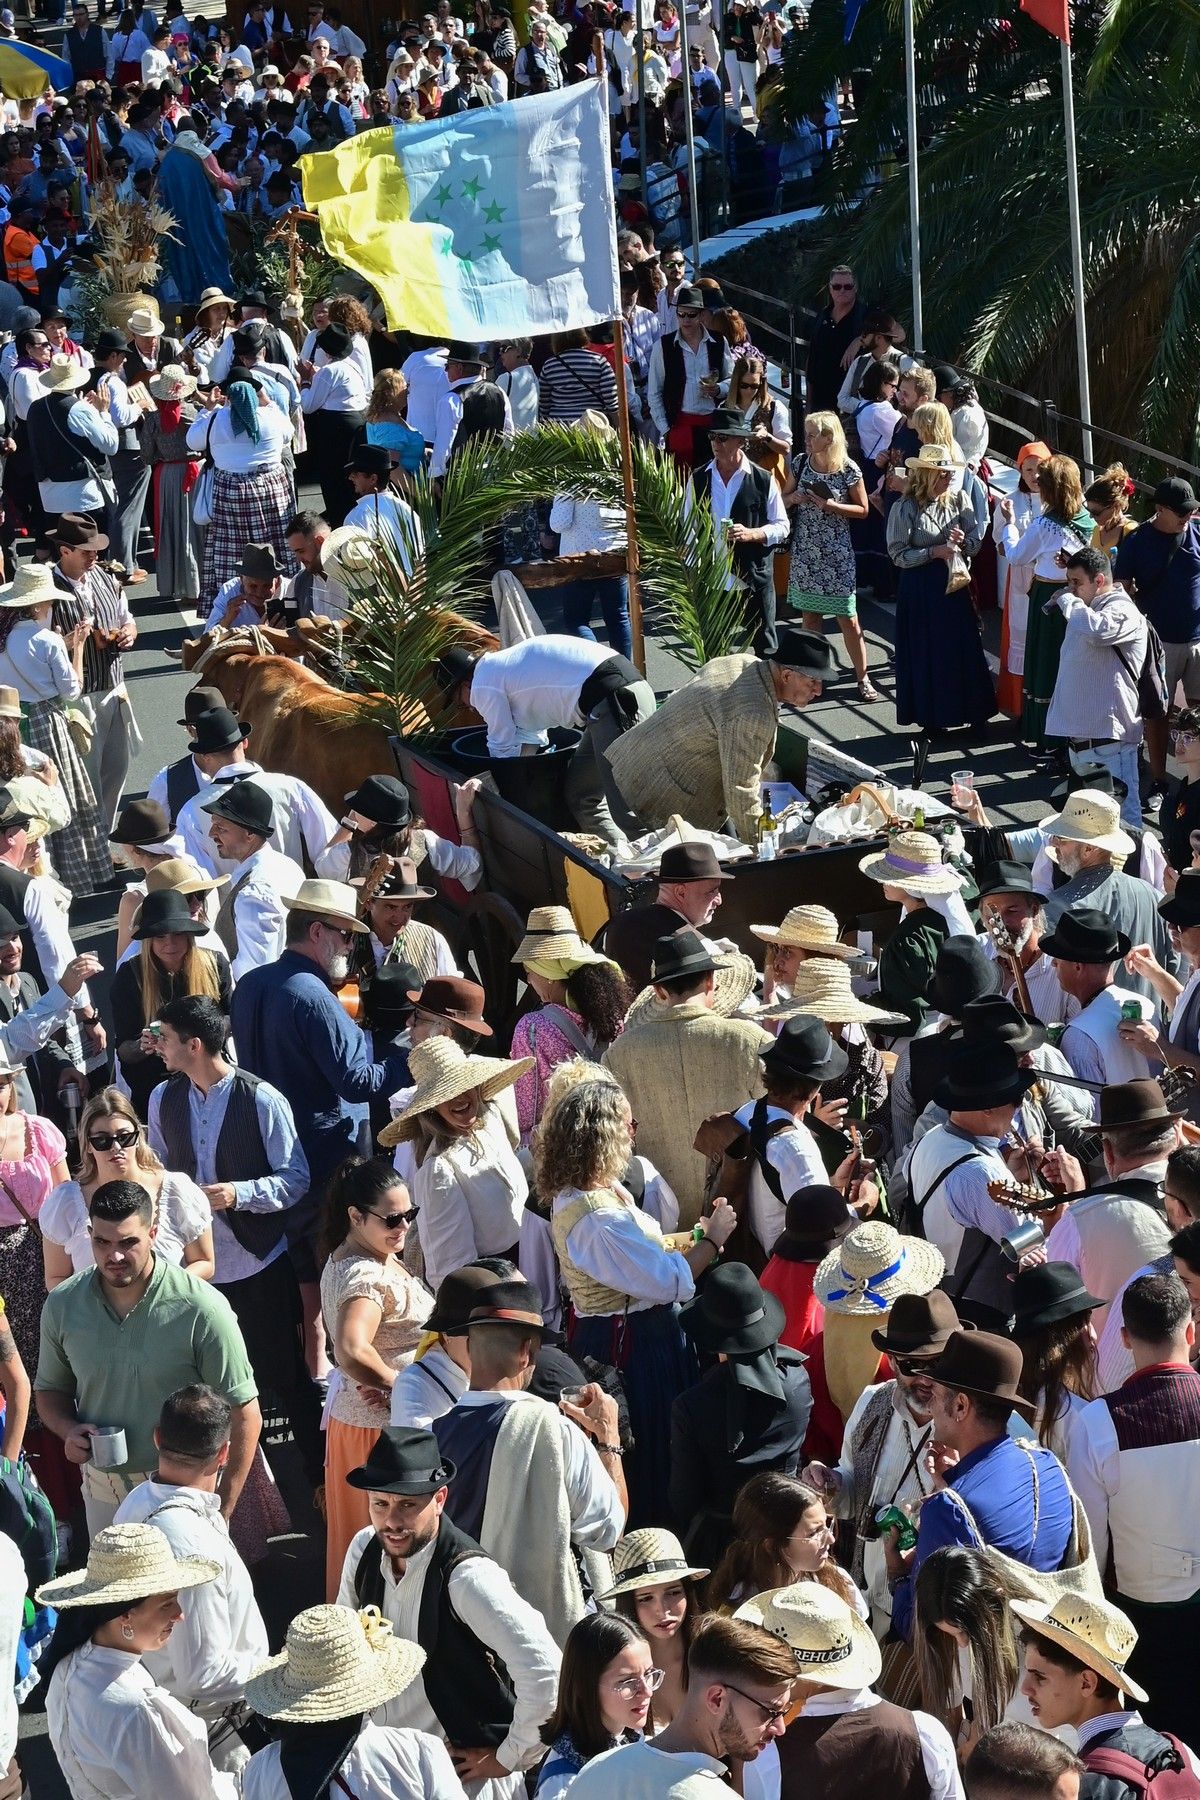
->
xmin=776 ymin=0 xmax=1200 ymax=465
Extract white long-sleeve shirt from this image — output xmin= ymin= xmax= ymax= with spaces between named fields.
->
xmin=413 ymin=1101 xmax=527 ymax=1291
xmin=468 ymin=635 xmax=612 ymax=758
xmin=300 ymin=356 xmax=370 ymax=415
xmin=244 ymin=1722 xmax=466 ymax=1800
xmin=391 ymin=1343 xmax=468 ymax=1430
xmin=175 ymin=762 xmax=337 ymax=878
xmin=185 ymin=402 xmax=292 ymax=474
xmin=316 ymin=827 xmax=482 ymax=893
xmin=337 ymin=1528 xmax=561 ymax=1794
xmin=999 ymin=510 xmax=1088 ymax=582
xmin=1044 ymin=1168 xmax=1172 ymax=1336
xmin=113 ymin=1482 xmax=268 ymax=1712
xmin=552 ymin=1182 xmax=696 ymax=1315
xmin=216 ymin=842 xmax=304 ymax=981
xmin=0 ymin=618 xmax=80 ymax=702
xmin=732 ymin=1101 xmax=825 ymax=1260
xmin=38 ymin=400 xmax=119 ymax=513
xmin=688 ymin=455 xmax=789 ymax=548
xmin=343 ymin=489 xmax=424 ymax=572
xmin=646 ymin=328 xmax=731 ymax=434
xmin=401 ymin=347 xmax=449 ymax=443
xmin=430 ymin=376 xmax=513 ymax=479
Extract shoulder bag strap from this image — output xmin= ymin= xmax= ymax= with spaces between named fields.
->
xmin=911 ymin=1151 xmax=978 ymax=1221
xmin=747 ymin=1098 xmax=788 ymax=1203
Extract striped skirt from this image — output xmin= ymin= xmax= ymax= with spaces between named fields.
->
xmin=24 ymin=697 xmax=110 ymax=896
xmin=200 ymin=465 xmax=297 ymax=607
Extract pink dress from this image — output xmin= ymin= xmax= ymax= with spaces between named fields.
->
xmin=511 ymin=1004 xmax=597 ymax=1140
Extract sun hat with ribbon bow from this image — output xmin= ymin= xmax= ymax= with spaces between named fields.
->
xmin=245 ymin=1603 xmax=426 ymax=1723
xmin=814 ymin=1220 xmax=944 ymax=1317
xmin=859 ymin=830 xmax=965 ymax=897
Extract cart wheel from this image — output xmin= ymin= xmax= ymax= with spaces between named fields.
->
xmin=460 ymin=892 xmax=526 ymax=1041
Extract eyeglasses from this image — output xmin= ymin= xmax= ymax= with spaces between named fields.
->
xmin=895 ymin=1355 xmax=936 ymax=1377
xmin=1172 ymin=730 xmax=1200 ymax=750
xmin=721 ymin=1680 xmax=790 ymax=1725
xmin=709 ymin=434 xmax=734 ymax=444
xmin=88 ymin=1128 xmax=140 ymax=1152
xmin=366 ymin=1206 xmax=419 ymax=1228
xmin=610 ymin=1666 xmax=666 ymax=1699
xmin=318 ymin=921 xmax=355 ymax=943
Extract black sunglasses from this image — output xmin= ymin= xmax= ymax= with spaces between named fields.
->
xmin=894 ymin=1355 xmax=937 ymax=1378
xmin=88 ymin=1127 xmax=140 ymax=1152
xmin=367 ymin=1206 xmax=419 ymax=1228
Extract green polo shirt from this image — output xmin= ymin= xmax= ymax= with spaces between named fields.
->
xmin=36 ymin=1255 xmax=257 ymax=1473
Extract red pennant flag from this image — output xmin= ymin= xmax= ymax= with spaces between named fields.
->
xmin=1020 ymin=0 xmax=1070 ymax=41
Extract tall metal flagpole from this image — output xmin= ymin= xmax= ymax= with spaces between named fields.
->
xmin=1060 ymin=34 xmax=1093 ymax=473
xmin=675 ymin=0 xmax=703 ymax=270
xmin=902 ymin=0 xmax=923 ymax=354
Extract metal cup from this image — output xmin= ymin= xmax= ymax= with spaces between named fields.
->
xmin=89 ymin=1425 xmax=128 ymax=1470
xmin=1001 ymin=1218 xmax=1045 ymax=1263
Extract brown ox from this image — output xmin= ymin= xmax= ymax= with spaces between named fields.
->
xmin=178 ymin=619 xmax=497 ymax=813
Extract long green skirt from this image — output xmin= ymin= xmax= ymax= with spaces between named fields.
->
xmin=1020 ymin=575 xmax=1067 ymax=748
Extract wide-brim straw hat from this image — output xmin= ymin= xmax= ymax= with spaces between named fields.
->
xmin=245 ymin=1603 xmax=426 ymax=1724
xmin=1037 ymin=789 xmax=1136 ymax=859
xmin=1010 ymin=1594 xmax=1149 ymax=1704
xmin=750 ymin=903 xmax=857 ymax=959
xmin=905 ymin=443 xmax=957 ymax=475
xmin=39 ymin=353 xmax=89 ymax=394
xmin=597 ymin=1528 xmax=709 ymax=1601
xmin=36 ymin=1522 xmax=218 ymax=1610
xmin=148 ymin=362 xmax=197 ymax=402
xmin=321 ymin=522 xmax=379 ymax=584
xmin=145 ymin=856 xmax=228 ymax=896
xmin=735 ymin=1582 xmax=882 ymax=1691
xmin=196 ymin=285 xmax=235 ymax=314
xmin=512 ymin=903 xmax=608 ymax=968
xmin=282 ymin=878 xmax=369 ymax=935
xmin=0 ymin=564 xmax=59 ymax=609
xmin=758 ymin=955 xmax=905 ymax=1026
xmin=626 ymin=948 xmax=761 ymax=1025
xmin=814 ymin=1219 xmax=945 ymax=1315
xmin=378 ymin=1036 xmax=533 ymax=1145
xmin=859 ymin=830 xmax=965 ymax=896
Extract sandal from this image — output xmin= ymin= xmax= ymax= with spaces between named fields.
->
xmin=857 ymin=678 xmax=882 ymax=702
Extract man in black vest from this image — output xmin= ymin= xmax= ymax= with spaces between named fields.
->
xmin=147 ymin=993 xmax=325 ymax=1495
xmin=337 ymin=1426 xmax=561 ymax=1794
xmin=690 ymin=405 xmax=789 ymax=655
xmin=61 ymin=4 xmax=110 ymax=83
xmin=146 ymin=685 xmax=224 ymax=826
xmin=604 ymin=839 xmax=735 ymax=993
xmin=647 ymin=282 xmax=733 ymax=468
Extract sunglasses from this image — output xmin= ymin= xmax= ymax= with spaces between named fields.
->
xmin=318 ymin=921 xmax=355 ymax=943
xmin=676 ymin=307 xmax=701 ymax=319
xmin=88 ymin=1128 xmax=140 ymax=1152
xmin=367 ymin=1206 xmax=419 ymax=1228
xmin=830 ymin=281 xmax=855 ymax=291
xmin=894 ymin=1355 xmax=937 ymax=1377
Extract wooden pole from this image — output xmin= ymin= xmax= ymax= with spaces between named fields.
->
xmin=612 ymin=314 xmax=645 ymax=673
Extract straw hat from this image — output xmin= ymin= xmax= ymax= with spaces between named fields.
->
xmin=0 ymin=564 xmax=59 ymax=610
xmin=750 ymin=903 xmax=857 ymax=959
xmin=0 ymin=687 xmax=20 ymax=721
xmin=39 ymin=353 xmax=90 ymax=395
xmin=1037 ymin=789 xmax=1136 ymax=860
xmin=245 ymin=1603 xmax=426 ymax=1724
xmin=321 ymin=522 xmax=378 ymax=584
xmin=578 ymin=407 xmax=616 ymax=438
xmin=596 ymin=1528 xmax=709 ymax=1601
xmin=148 ymin=363 xmax=196 ymax=402
xmin=127 ymin=307 xmax=164 ymax=337
xmin=904 ymin=443 xmax=957 ymax=475
xmin=1009 ymin=1593 xmax=1149 ymax=1703
xmin=859 ymin=831 xmax=965 ymax=896
xmin=35 ymin=1522 xmax=218 ymax=1610
xmin=814 ymin=1220 xmax=945 ymax=1316
xmin=511 ymin=903 xmax=608 ymax=968
xmin=377 ymin=1036 xmax=533 ymax=1145
xmin=146 ymin=856 xmax=227 ymax=896
xmin=196 ymin=285 xmax=235 ymax=315
xmin=735 ymin=1582 xmax=882 ymax=1691
xmin=282 ymin=878 xmax=369 ymax=935
xmin=758 ymin=955 xmax=905 ymax=1026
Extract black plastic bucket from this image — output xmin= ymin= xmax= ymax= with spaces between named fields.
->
xmin=448 ymin=727 xmax=582 ymax=831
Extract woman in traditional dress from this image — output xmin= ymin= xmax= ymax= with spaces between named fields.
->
xmin=182 ymin=287 xmax=235 ymax=387
xmin=991 ymin=439 xmax=1050 ymax=721
xmin=997 ymin=453 xmax=1090 ymax=754
xmin=187 ymin=370 xmax=295 ymax=611
xmin=139 ymin=365 xmax=202 ymax=610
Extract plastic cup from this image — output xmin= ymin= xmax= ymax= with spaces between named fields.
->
xmin=950 ymin=769 xmax=975 ymax=810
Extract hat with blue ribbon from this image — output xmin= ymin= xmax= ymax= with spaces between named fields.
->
xmin=814 ymin=1220 xmax=944 ymax=1317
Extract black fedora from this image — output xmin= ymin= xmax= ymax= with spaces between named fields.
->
xmin=767 ymin=625 xmax=837 ymax=676
xmin=1008 ymin=1262 xmax=1104 ymax=1337
xmin=925 ymin=1327 xmax=1037 ymax=1421
xmin=446 ymin=340 xmax=484 ymax=365
xmin=1040 ymin=905 xmax=1130 ymax=965
xmin=467 ymin=1276 xmax=551 ymax=1335
xmin=657 ymin=841 xmax=733 ymax=884
xmin=959 ymin=994 xmax=1045 ymax=1058
xmin=363 ymin=961 xmax=423 ymax=1025
xmin=706 ymin=404 xmax=750 ymax=440
xmin=432 ymin=645 xmax=479 ymax=695
xmin=345 ymin=443 xmax=392 ymax=480
xmin=1159 ymin=869 xmax=1200 ymax=929
xmin=935 ymin=1042 xmax=1035 ymax=1111
xmin=201 ymin=779 xmax=275 ymax=837
xmin=650 ymin=927 xmax=721 ymax=985
xmin=133 ymin=887 xmax=207 ymax=940
xmin=761 ymin=1014 xmax=849 ymax=1086
xmin=427 ymin=1264 xmax=507 ymax=1335
xmin=110 ymin=797 xmax=172 ymax=847
xmin=932 ymin=935 xmax=1002 ymax=1019
xmin=679 ymin=1261 xmax=786 ymax=1355
xmin=976 ymin=859 xmax=1047 ymax=903
xmin=772 ymin=1184 xmax=856 ymax=1262
xmin=190 ymin=707 xmax=251 ymax=754
xmin=345 ymin=774 xmax=412 ymax=831
xmin=1097 ymin=1078 xmax=1183 ymax=1132
xmin=178 ymin=684 xmax=225 ymax=728
xmin=345 ymin=1426 xmax=456 ymax=1495
xmin=317 ymin=321 xmax=353 ymax=361
xmin=871 ymin=1290 xmax=967 ymax=1358
xmin=238 ymin=542 xmax=282 ymax=581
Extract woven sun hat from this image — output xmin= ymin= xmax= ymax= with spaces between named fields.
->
xmin=148 ymin=363 xmax=196 ymax=402
xmin=0 ymin=563 xmax=60 ymax=609
xmin=750 ymin=902 xmax=857 ymax=959
xmin=378 ymin=1036 xmax=533 ymax=1145
xmin=321 ymin=522 xmax=378 ymax=584
xmin=35 ymin=1522 xmax=218 ymax=1610
xmin=904 ymin=442 xmax=957 ymax=475
xmin=0 ymin=688 xmax=18 ymax=721
xmin=1037 ymin=788 xmax=1136 ymax=860
xmin=758 ymin=955 xmax=905 ymax=1026
xmin=246 ymin=1603 xmax=426 ymax=1724
xmin=814 ymin=1219 xmax=945 ymax=1317
xmin=146 ymin=856 xmax=228 ymax=896
xmin=511 ymin=903 xmax=607 ymax=969
xmin=596 ymin=1529 xmax=710 ymax=1602
xmin=126 ymin=306 xmax=164 ymax=337
xmin=735 ymin=1582 xmax=882 ymax=1692
xmin=282 ymin=878 xmax=369 ymax=935
xmin=39 ymin=353 xmax=89 ymax=395
xmin=196 ymin=285 xmax=235 ymax=315
xmin=858 ymin=830 xmax=965 ymax=896
xmin=1009 ymin=1592 xmax=1149 ymax=1704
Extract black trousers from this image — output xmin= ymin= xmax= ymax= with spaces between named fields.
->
xmin=218 ymin=1253 xmax=325 ymax=1492
xmin=1116 ymin=1589 xmax=1200 ymax=1748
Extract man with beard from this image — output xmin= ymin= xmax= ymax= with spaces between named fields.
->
xmin=230 ymin=879 xmax=409 ymax=1353
xmin=803 ymin=1292 xmax=964 ymax=1639
xmin=336 ymin=1427 xmax=560 ymax=1799
xmin=565 ymin=1613 xmax=795 ymax=1796
xmin=1040 ymin=790 xmax=1179 ymax=999
xmin=976 ymin=860 xmax=1078 ymax=1028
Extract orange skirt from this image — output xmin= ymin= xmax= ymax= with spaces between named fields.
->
xmin=324 ymin=1415 xmax=379 ymax=1601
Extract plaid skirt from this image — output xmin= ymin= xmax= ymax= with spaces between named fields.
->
xmin=200 ymin=465 xmax=297 ymax=607
xmin=24 ymin=698 xmax=111 ymax=896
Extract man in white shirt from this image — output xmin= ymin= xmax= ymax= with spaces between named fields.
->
xmin=390 ymin=1266 xmax=499 ymax=1431
xmin=94 ymin=324 xmax=153 ymax=580
xmin=114 ymin=1384 xmax=269 ymax=1773
xmin=976 ymin=860 xmax=1079 ymax=1029
xmin=343 ymin=445 xmax=423 ymax=570
xmin=147 ymin=685 xmax=222 ymax=825
xmin=400 ymin=340 xmax=449 ymax=445
xmin=430 ymin=342 xmax=513 ymax=479
xmin=140 ymin=22 xmax=172 ymax=81
xmin=1047 ymin=906 xmax=1154 ymax=1094
xmin=174 ymin=706 xmax=338 ymax=878
xmin=646 ymin=283 xmax=732 ymax=464
xmin=194 ymin=542 xmax=285 ymax=636
xmin=337 ymin=1426 xmax=560 ymax=1799
xmin=688 ymin=405 xmax=788 ymax=655
xmin=1046 ymin=547 xmax=1148 ymax=832
xmin=0 ymin=788 xmax=102 ymax=1054
xmin=282 ymin=509 xmax=352 ymax=625
xmin=26 ymin=353 xmax=119 ymax=521
xmin=199 ymin=779 xmax=303 ymax=980
xmin=1095 ymin=1139 xmax=1200 ymax=1391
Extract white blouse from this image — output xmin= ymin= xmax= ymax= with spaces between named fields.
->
xmin=186 ymin=402 xmax=293 ymax=474
xmin=412 ymin=1100 xmax=528 ymax=1291
xmin=41 ymin=1171 xmax=212 ymax=1272
xmin=999 ymin=509 xmax=1088 ymax=582
xmin=0 ymin=619 xmax=80 ymax=704
xmin=243 ymin=1722 xmax=466 ymax=1800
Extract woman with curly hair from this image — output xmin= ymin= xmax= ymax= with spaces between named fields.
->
xmin=540 ymin=1073 xmax=736 ymax=1521
xmin=324 ymin=294 xmax=374 ymax=389
xmin=1086 ymin=461 xmax=1137 ymax=567
xmin=706 ymin=1469 xmax=867 ymax=1617
xmin=510 ymin=905 xmax=634 ymax=1140
xmin=355 ymin=368 xmax=426 ymax=481
xmin=997 ymin=452 xmax=1091 ymax=750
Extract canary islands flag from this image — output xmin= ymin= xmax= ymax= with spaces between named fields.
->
xmin=0 ymin=36 xmax=72 ymax=99
xmin=298 ymin=82 xmax=621 ymax=339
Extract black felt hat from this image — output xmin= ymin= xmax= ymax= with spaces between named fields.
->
xmin=345 ymin=1427 xmax=456 ymax=1494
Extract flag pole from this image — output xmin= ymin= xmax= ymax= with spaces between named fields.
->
xmin=1060 ymin=33 xmax=1093 ymax=474
xmin=902 ymin=0 xmax=923 ymax=354
xmin=674 ymin=0 xmax=703 ymax=269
